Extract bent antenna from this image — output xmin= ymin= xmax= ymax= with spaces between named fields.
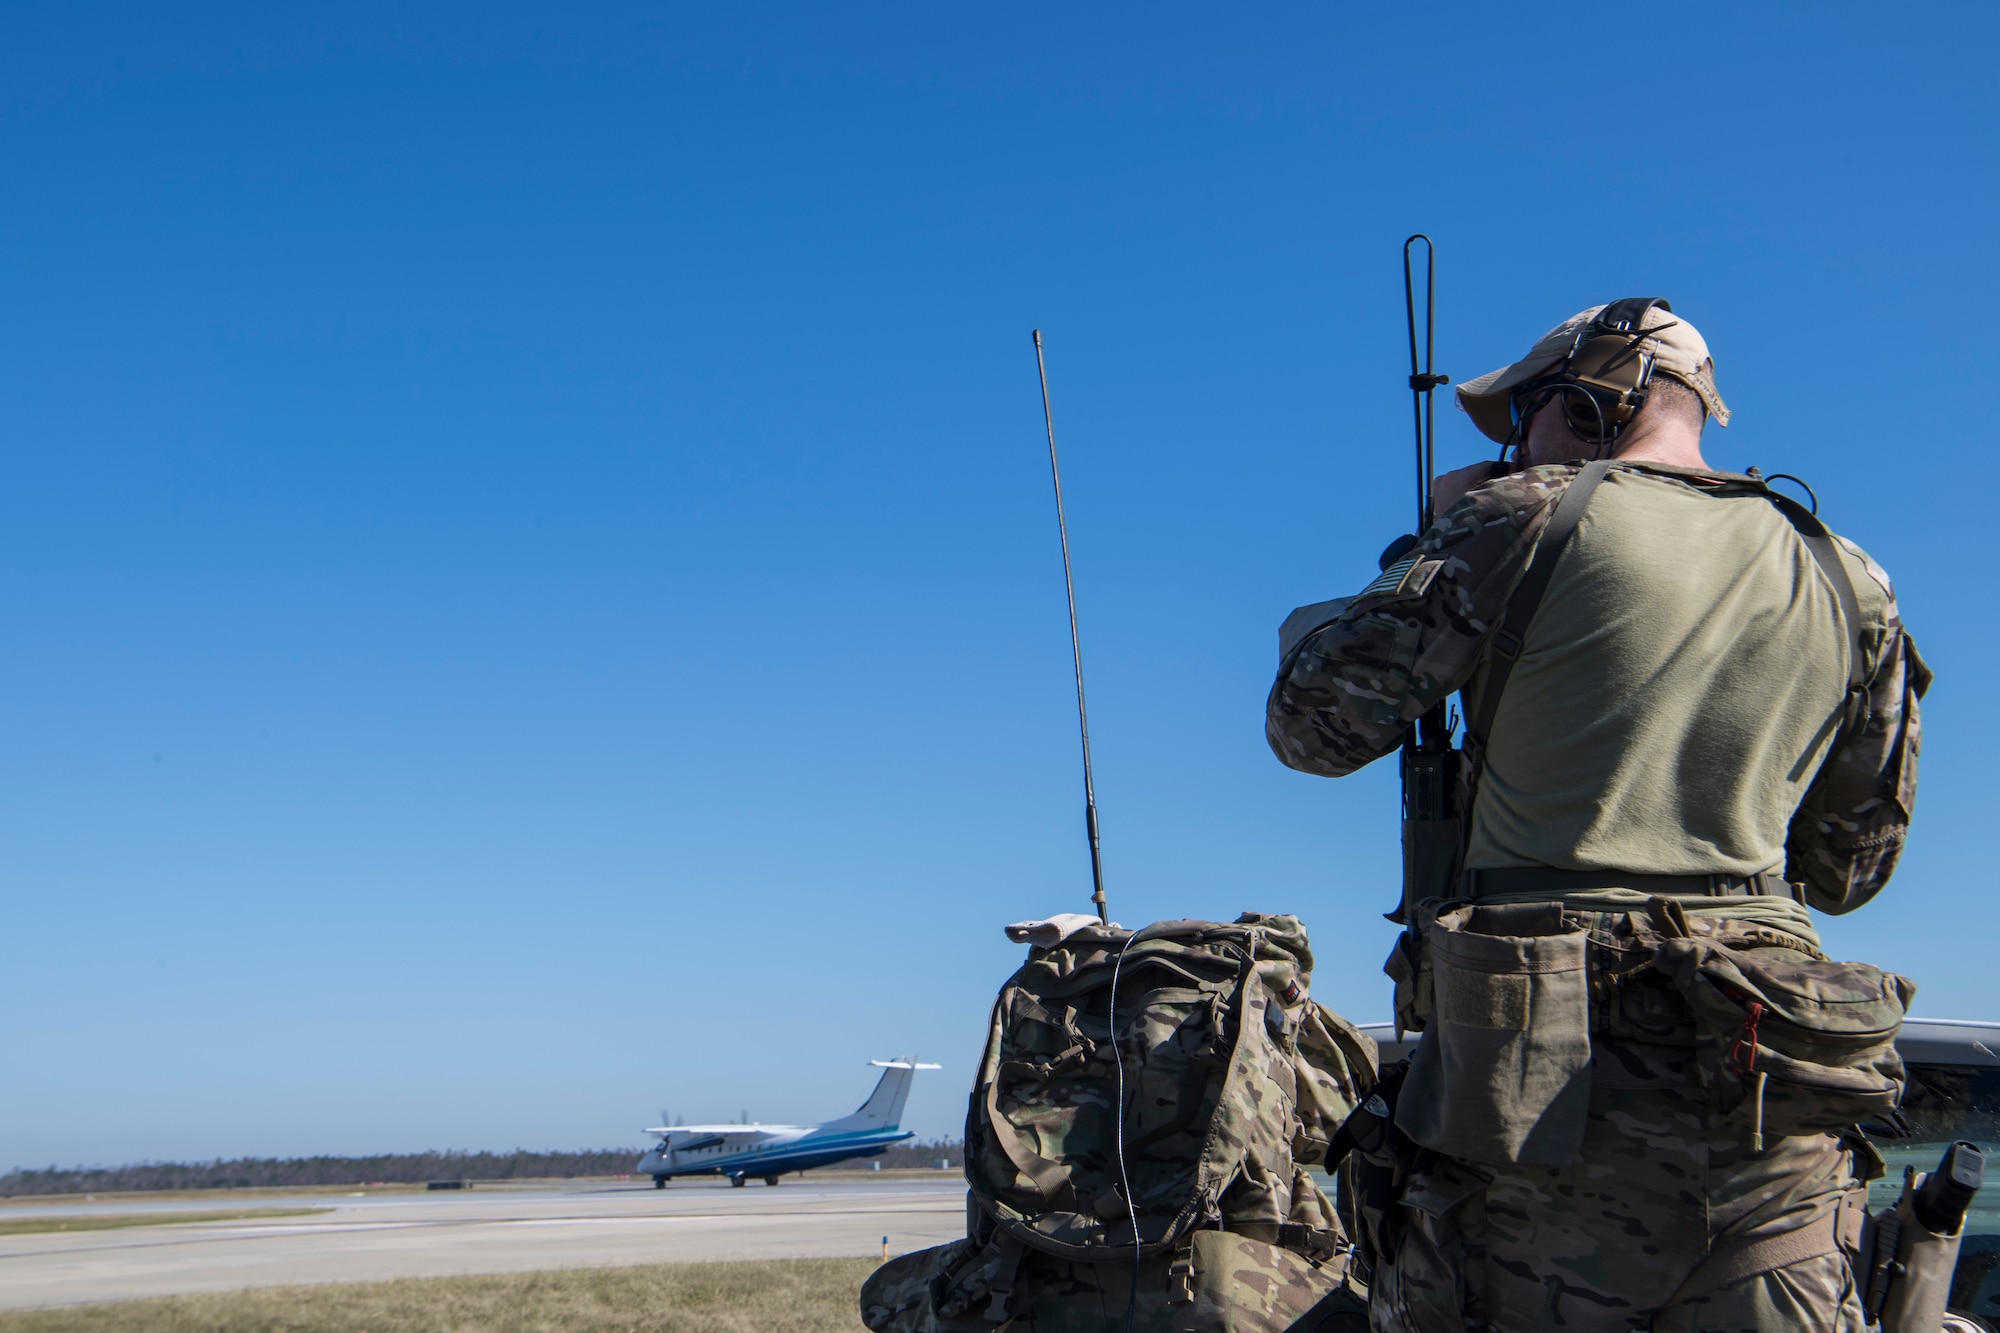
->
xmin=1032 ymin=330 xmax=1108 ymax=925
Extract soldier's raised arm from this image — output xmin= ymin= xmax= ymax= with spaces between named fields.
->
xmin=1263 ymin=465 xmax=1572 ymax=778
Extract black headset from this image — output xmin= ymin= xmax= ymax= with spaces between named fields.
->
xmin=1506 ymin=297 xmax=1681 ymax=458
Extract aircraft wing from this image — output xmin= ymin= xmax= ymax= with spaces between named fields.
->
xmin=640 ymin=1124 xmax=792 ymax=1135
xmin=869 ymin=1061 xmax=943 ymax=1070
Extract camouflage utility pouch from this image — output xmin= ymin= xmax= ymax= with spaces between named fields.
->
xmin=1394 ymin=901 xmax=1593 ymax=1168
xmin=859 ymin=913 xmax=1376 ymax=1333
xmin=1655 ymin=932 xmax=1915 ymax=1148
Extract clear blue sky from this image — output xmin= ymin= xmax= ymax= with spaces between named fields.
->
xmin=4 ymin=4 xmax=1994 ymax=1169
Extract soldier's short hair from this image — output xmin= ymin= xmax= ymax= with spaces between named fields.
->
xmin=1646 ymin=374 xmax=1708 ymax=435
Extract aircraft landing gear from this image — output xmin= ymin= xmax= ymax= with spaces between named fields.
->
xmin=729 ymin=1175 xmax=747 ymax=1188
xmin=763 ymin=1176 xmax=780 ymax=1186
xmin=652 ymin=1175 xmax=666 ymax=1189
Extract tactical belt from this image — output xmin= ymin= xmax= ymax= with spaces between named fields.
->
xmin=1465 ymin=866 xmax=1805 ymax=902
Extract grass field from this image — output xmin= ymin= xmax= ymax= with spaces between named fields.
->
xmin=0 ymin=1208 xmax=326 ymax=1237
xmin=0 ymin=1259 xmax=877 ymax=1332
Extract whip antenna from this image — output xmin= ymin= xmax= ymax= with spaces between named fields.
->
xmin=1403 ymin=234 xmax=1448 ymax=530
xmin=1032 ymin=330 xmax=1109 ymax=925
xmin=1394 ymin=237 xmax=1458 ymax=933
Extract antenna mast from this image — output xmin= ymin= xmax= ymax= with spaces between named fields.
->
xmin=1031 ymin=330 xmax=1108 ymax=925
xmin=1393 ymin=235 xmax=1458 ymax=927
xmin=1403 ymin=234 xmax=1447 ymax=528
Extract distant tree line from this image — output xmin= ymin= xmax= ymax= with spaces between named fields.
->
xmin=0 ymin=1150 xmax=643 ymax=1196
xmin=0 ymin=1139 xmax=964 ymax=1197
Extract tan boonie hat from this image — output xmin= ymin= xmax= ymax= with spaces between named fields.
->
xmin=1454 ymin=302 xmax=1731 ymax=444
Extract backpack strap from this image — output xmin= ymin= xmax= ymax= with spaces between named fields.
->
xmin=1759 ymin=491 xmax=1867 ymax=705
xmin=1462 ymin=462 xmax=1868 ymax=773
xmin=979 ymin=1234 xmax=1027 ymax=1323
xmin=1463 ymin=459 xmax=1613 ymax=760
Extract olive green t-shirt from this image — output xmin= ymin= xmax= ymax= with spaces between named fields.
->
xmin=1464 ymin=467 xmax=1880 ymax=875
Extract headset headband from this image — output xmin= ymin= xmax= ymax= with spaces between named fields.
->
xmin=1594 ymin=297 xmax=1672 ymax=334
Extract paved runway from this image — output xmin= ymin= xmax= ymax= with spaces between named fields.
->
xmin=0 ymin=1177 xmax=966 ymax=1312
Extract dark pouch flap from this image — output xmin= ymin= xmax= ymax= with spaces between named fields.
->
xmin=1655 ymin=937 xmax=1915 ymax=1137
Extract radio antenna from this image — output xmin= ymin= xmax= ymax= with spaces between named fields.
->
xmin=1031 ymin=330 xmax=1108 ymax=925
xmin=1394 ymin=236 xmax=1459 ymax=931
xmin=1403 ymin=234 xmax=1448 ymax=530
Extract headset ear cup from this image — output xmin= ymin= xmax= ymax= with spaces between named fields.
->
xmin=1517 ymin=301 xmax=1676 ymax=454
xmin=1558 ymin=387 xmax=1590 ymax=437
xmin=1565 ymin=332 xmax=1657 ymax=440
xmin=1560 ymin=385 xmax=1609 ymax=440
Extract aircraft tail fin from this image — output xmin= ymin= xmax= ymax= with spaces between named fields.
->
xmin=820 ymin=1057 xmax=939 ymax=1132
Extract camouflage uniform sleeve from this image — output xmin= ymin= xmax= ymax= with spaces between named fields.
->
xmin=1785 ymin=545 xmax=1932 ymax=914
xmin=1264 ymin=465 xmax=1575 ymax=778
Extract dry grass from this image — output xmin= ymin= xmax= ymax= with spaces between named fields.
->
xmin=0 ymin=1208 xmax=326 ymax=1237
xmin=0 ymin=1258 xmax=877 ymax=1332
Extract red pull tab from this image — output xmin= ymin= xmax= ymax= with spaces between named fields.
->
xmin=1730 ymin=1001 xmax=1764 ymax=1077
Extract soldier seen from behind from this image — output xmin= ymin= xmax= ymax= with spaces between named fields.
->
xmin=1268 ymin=301 xmax=1930 ymax=1331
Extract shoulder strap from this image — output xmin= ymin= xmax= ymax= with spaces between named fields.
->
xmin=1761 ymin=492 xmax=1867 ymax=697
xmin=1465 ymin=465 xmax=1868 ymax=747
xmin=1465 ymin=459 xmax=1612 ymax=751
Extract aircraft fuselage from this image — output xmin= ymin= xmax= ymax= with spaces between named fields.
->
xmin=636 ymin=1125 xmax=913 ymax=1184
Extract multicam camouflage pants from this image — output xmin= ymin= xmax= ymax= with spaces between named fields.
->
xmin=1369 ymin=1030 xmax=1872 ymax=1333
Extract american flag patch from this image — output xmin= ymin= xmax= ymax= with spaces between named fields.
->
xmin=1357 ymin=555 xmax=1439 ymax=603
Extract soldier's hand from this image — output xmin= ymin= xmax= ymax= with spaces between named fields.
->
xmin=1432 ymin=460 xmax=1503 ymax=516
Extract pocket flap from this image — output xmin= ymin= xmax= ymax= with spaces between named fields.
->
xmin=1401 ymin=1160 xmax=1485 ymax=1220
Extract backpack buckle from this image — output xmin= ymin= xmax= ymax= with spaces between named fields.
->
xmin=1168 ymin=1240 xmax=1196 ymax=1305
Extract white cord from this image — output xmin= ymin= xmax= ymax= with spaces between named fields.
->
xmin=1108 ymin=930 xmax=1141 ymax=1333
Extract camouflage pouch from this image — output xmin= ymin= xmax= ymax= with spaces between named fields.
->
xmin=1394 ymin=901 xmax=1593 ymax=1168
xmin=1654 ymin=933 xmax=1916 ymax=1146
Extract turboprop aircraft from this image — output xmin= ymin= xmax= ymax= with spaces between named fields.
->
xmin=637 ymin=1057 xmax=940 ymax=1187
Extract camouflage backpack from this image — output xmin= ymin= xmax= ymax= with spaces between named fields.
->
xmin=860 ymin=913 xmax=1377 ymax=1333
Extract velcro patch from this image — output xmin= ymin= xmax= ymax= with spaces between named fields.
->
xmin=1442 ymin=968 xmax=1529 ymax=1030
xmin=1357 ymin=555 xmax=1440 ymax=603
